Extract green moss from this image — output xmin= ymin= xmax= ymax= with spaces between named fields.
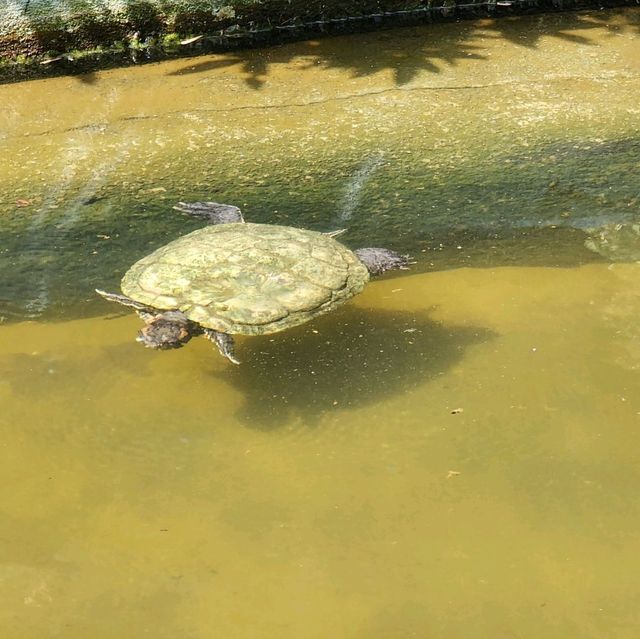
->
xmin=124 ymin=1 xmax=166 ymax=36
xmin=161 ymin=32 xmax=181 ymax=50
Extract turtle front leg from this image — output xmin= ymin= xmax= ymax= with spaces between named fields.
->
xmin=96 ymin=289 xmax=158 ymax=322
xmin=354 ymin=248 xmax=412 ymax=276
xmin=324 ymin=228 xmax=347 ymax=238
xmin=204 ymin=329 xmax=240 ymax=365
xmin=96 ymin=289 xmax=157 ymax=314
xmin=173 ymin=202 xmax=244 ymax=225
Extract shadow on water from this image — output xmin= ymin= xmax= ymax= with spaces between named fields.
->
xmin=217 ymin=306 xmax=495 ymax=430
xmin=166 ymin=9 xmax=640 ymax=88
xmin=0 ymin=307 xmax=494 ymax=432
xmin=166 ymin=29 xmax=485 ymax=88
xmin=75 ymin=71 xmax=100 ymax=85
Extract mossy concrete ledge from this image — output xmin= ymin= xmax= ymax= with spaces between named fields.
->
xmin=1 ymin=0 xmax=241 ymax=56
xmin=1 ymin=0 xmax=638 ymax=81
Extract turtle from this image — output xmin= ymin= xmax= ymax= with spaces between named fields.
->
xmin=96 ymin=202 xmax=410 ymax=364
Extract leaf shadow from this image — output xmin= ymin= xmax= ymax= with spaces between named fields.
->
xmin=165 ymin=9 xmax=639 ymax=89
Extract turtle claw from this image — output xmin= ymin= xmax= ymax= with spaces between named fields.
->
xmin=324 ymin=228 xmax=347 ymax=238
xmin=204 ymin=329 xmax=240 ymax=364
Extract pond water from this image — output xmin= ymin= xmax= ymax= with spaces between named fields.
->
xmin=1 ymin=8 xmax=640 ymax=638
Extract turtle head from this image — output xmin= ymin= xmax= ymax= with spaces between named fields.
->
xmin=136 ymin=312 xmax=195 ymax=350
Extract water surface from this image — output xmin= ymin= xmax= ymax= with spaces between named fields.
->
xmin=1 ymin=8 xmax=640 ymax=638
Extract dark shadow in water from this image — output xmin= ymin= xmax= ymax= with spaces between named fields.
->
xmin=75 ymin=71 xmax=100 ymax=85
xmin=482 ymin=7 xmax=640 ymax=47
xmin=217 ymin=306 xmax=495 ymax=430
xmin=0 ymin=307 xmax=493 ymax=434
xmin=166 ymin=29 xmax=484 ymax=88
xmin=166 ymin=9 xmax=639 ymax=88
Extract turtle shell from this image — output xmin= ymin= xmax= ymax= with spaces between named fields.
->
xmin=121 ymin=223 xmax=370 ymax=335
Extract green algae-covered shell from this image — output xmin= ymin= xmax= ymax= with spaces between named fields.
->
xmin=121 ymin=223 xmax=370 ymax=335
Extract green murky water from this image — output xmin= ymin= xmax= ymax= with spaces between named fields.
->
xmin=2 ymin=9 xmax=640 ymax=638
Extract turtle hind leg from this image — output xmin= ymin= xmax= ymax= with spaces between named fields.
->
xmin=204 ymin=329 xmax=241 ymax=365
xmin=354 ymin=248 xmax=413 ymax=276
xmin=173 ymin=202 xmax=244 ymax=225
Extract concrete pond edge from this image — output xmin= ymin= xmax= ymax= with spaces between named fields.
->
xmin=1 ymin=0 xmax=638 ymax=82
